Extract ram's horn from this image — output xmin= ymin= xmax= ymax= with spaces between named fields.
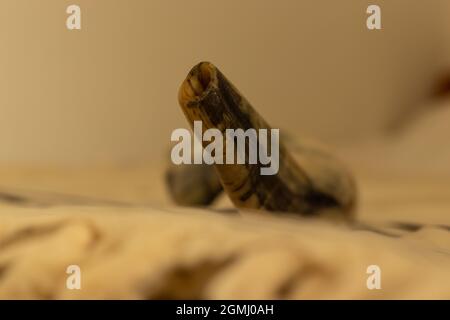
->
xmin=177 ymin=61 xmax=356 ymax=220
xmin=166 ymin=162 xmax=223 ymax=206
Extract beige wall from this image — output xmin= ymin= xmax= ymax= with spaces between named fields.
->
xmin=0 ymin=1 xmax=448 ymax=165
xmin=443 ymin=1 xmax=450 ymax=67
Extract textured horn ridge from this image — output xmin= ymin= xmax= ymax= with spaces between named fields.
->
xmin=177 ymin=61 xmax=357 ymax=220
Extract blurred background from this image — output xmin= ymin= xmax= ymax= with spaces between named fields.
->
xmin=0 ymin=0 xmax=449 ymax=167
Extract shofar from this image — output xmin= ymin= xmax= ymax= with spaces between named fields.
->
xmin=174 ymin=62 xmax=356 ymax=220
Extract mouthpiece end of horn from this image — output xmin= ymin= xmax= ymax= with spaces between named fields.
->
xmin=178 ymin=62 xmax=215 ymax=109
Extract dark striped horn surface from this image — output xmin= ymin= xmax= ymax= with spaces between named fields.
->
xmin=177 ymin=61 xmax=356 ymax=220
